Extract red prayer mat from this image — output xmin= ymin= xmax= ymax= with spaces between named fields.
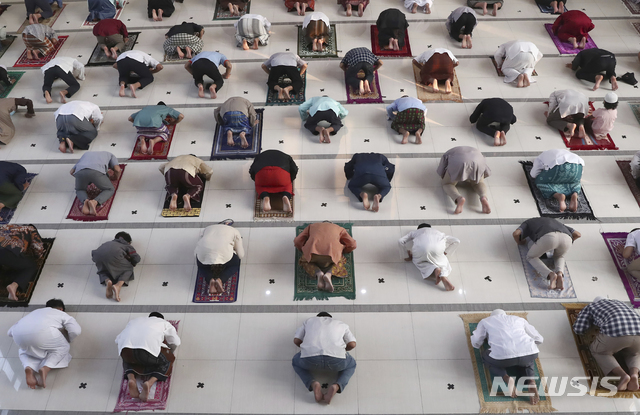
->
xmin=129 ymin=124 xmax=175 ymax=160
xmin=545 ymin=101 xmax=618 ymax=150
xmin=14 ymin=35 xmax=68 ymax=68
xmin=66 ymin=164 xmax=126 ymax=222
xmin=370 ymin=25 xmax=412 ymax=57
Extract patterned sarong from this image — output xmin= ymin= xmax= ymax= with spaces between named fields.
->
xmin=235 ymin=17 xmax=269 ymax=46
xmin=163 ymin=33 xmax=203 ymax=56
xmin=390 ymin=108 xmax=425 ymax=134
xmin=136 ymin=124 xmax=170 ymax=141
xmin=339 ymin=0 xmax=369 ymax=9
xmin=534 ymin=162 xmax=583 ymax=199
xmin=22 ymin=33 xmax=54 ymax=55
xmin=221 ymin=111 xmax=252 ymax=135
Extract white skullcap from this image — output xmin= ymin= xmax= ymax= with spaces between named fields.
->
xmin=604 ymin=92 xmax=618 ymax=104
xmin=594 ymin=296 xmax=606 ymax=303
xmin=491 ymin=309 xmax=506 ymax=316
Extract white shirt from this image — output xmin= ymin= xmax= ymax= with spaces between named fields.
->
xmin=54 ymin=100 xmax=103 ymax=125
xmin=631 ymin=151 xmax=640 ymax=179
xmin=493 ymin=40 xmax=542 ymax=69
xmin=625 ymin=229 xmax=640 ymax=251
xmin=530 ymin=149 xmax=584 ymax=178
xmin=470 ymin=314 xmax=543 ymax=360
xmin=415 ymin=48 xmax=457 ymax=65
xmin=115 ymin=317 xmax=181 ymax=357
xmin=302 ymin=12 xmax=330 ymax=29
xmin=234 ymin=13 xmax=271 ymax=31
xmin=294 ymin=317 xmax=356 ymax=359
xmin=195 ymin=224 xmax=245 ymax=265
xmin=398 ymin=228 xmax=459 ymax=278
xmin=41 ymin=57 xmax=85 ymax=80
xmin=548 ymin=89 xmax=589 ymax=119
xmin=117 ymin=50 xmax=160 ymax=69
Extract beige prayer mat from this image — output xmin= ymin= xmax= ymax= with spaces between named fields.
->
xmin=412 ymin=62 xmax=462 ymax=103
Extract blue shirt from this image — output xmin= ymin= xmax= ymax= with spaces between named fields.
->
xmin=0 ymin=161 xmax=28 ymax=189
xmin=73 ymin=151 xmax=118 ymax=174
xmin=298 ymin=96 xmax=348 ymax=121
xmin=386 ymin=97 xmax=426 ymax=119
xmin=190 ymin=51 xmax=228 ymax=67
xmin=50 ymin=0 xmax=63 ymax=8
xmin=131 ymin=105 xmax=182 ymax=128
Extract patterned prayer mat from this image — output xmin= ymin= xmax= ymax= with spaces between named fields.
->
xmin=211 ymin=108 xmax=263 ymax=160
xmin=86 ymin=32 xmax=139 ymax=66
xmin=517 ymin=243 xmax=576 ymax=299
xmin=544 ymin=101 xmax=617 ymax=150
xmin=297 ymin=24 xmax=338 ymax=58
xmin=520 ymin=161 xmax=596 ymax=220
xmin=346 ymin=71 xmax=383 ymax=104
xmin=622 ymin=0 xmax=640 ymax=14
xmin=630 ymin=103 xmax=640 ymax=125
xmin=0 ymin=35 xmax=16 ymax=61
xmin=161 ymin=178 xmax=206 ymax=217
xmin=266 ymin=73 xmax=306 ymax=106
xmin=601 ymin=232 xmax=640 ymax=308
xmin=82 ymin=1 xmax=126 ymax=26
xmin=294 ymin=222 xmax=355 ymax=301
xmin=490 ymin=56 xmax=537 ymax=77
xmin=66 ymin=164 xmax=126 ymax=221
xmin=213 ymin=0 xmax=250 ymax=20
xmin=0 ymin=237 xmax=54 ymax=307
xmin=163 ymin=49 xmax=190 ymax=63
xmin=0 ymin=4 xmax=10 ymax=16
xmin=192 ymin=262 xmax=239 ymax=303
xmin=0 ymin=72 xmax=25 ymax=98
xmin=0 ymin=173 xmax=37 ymax=225
xmin=563 ymin=303 xmax=640 ymax=398
xmin=544 ymin=23 xmax=597 ymax=55
xmin=370 ymin=25 xmax=412 ymax=57
xmin=617 ymin=160 xmax=640 ymax=208
xmin=14 ymin=35 xmax=68 ymax=68
xmin=130 ymin=124 xmax=175 ymax=160
xmin=460 ymin=312 xmax=556 ymax=413
xmin=17 ymin=3 xmax=66 ymax=33
xmin=114 ymin=320 xmax=179 ymax=412
xmin=254 ymin=190 xmax=294 ymax=221
xmin=412 ymin=62 xmax=462 ymax=103
xmin=537 ymin=2 xmax=569 ymax=13
xmin=633 ymin=22 xmax=640 ymax=36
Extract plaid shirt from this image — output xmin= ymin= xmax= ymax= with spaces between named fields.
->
xmin=340 ymin=47 xmax=379 ymax=68
xmin=573 ymin=299 xmax=640 ymax=337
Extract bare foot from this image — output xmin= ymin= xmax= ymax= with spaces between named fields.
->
xmin=209 ymin=85 xmax=217 ymax=99
xmin=629 ymin=374 xmax=639 ymax=391
xmin=555 ymin=271 xmax=564 ymax=290
xmin=158 ymin=9 xmax=163 ymax=20
xmin=140 ymin=138 xmax=148 ymax=154
xmin=523 ymin=74 xmax=530 ymax=87
xmin=415 ymin=130 xmax=422 ymax=144
xmin=129 ymin=84 xmax=137 ymax=98
xmin=322 ymin=128 xmax=331 ymax=143
xmin=568 ymin=192 xmax=578 ymax=212
xmin=140 ymin=381 xmax=151 ymax=402
xmin=106 ymin=279 xmax=113 ymax=298
xmin=507 ymin=376 xmax=517 ymax=398
xmin=312 ymin=381 xmax=324 ymax=403
xmin=324 ymin=384 xmax=339 ymax=404
xmin=611 ymin=76 xmax=619 ymax=91
xmin=251 ymin=39 xmax=259 ymax=50
xmin=361 ymin=192 xmax=370 ymax=210
xmin=58 ymin=140 xmax=67 ymax=153
xmin=425 ymin=3 xmax=430 ymax=13
xmin=593 ymin=74 xmax=603 ymax=91
xmin=480 ymin=196 xmax=491 ymax=214
xmin=372 ymin=194 xmax=381 ymax=212
xmin=128 ymin=377 xmax=139 ymax=398
xmin=358 ymin=2 xmax=363 ymax=16
xmin=556 ymin=193 xmax=566 ymax=212
xmin=499 ymin=131 xmax=507 ymax=146
xmin=66 ymin=138 xmax=74 ymax=153
xmin=169 ymin=194 xmax=178 ymax=211
xmin=440 ymin=276 xmax=455 ymax=291
xmin=316 ymin=271 xmax=325 ymax=290
xmin=516 ymin=74 xmax=525 ymax=88
xmin=346 ymin=3 xmax=352 ymax=16
xmin=38 ymin=367 xmax=50 ymax=388
xmin=198 ymin=83 xmax=205 ymax=98
xmin=411 ymin=3 xmax=418 ymax=13
xmin=401 ymin=131 xmax=409 ymax=144
xmin=262 ymin=196 xmax=271 ymax=212
xmin=618 ymin=373 xmax=631 ymax=391
xmin=209 ymin=278 xmax=219 ymax=295
xmin=282 ymin=88 xmax=291 ymax=101
xmin=323 ymin=273 xmax=334 ymax=292
xmin=282 ymin=195 xmax=291 ymax=212
xmin=59 ymin=91 xmax=67 ymax=103
xmin=577 ymin=124 xmax=586 ymax=139
xmin=25 ymin=367 xmax=37 ymax=389
xmin=112 ymin=282 xmax=121 ymax=302
xmin=227 ymin=130 xmax=235 ymax=147
xmin=183 ymin=194 xmax=192 ymax=211
xmin=81 ymin=200 xmax=91 ymax=215
xmin=44 ymin=90 xmax=53 ymax=104
xmin=242 ymin=39 xmax=250 ymax=50
xmin=152 ymin=9 xmax=158 ymax=20
xmin=276 ymin=86 xmax=284 ymax=101
xmin=566 ymin=122 xmax=576 ymax=137
xmin=454 ymin=196 xmax=465 ymax=214
xmin=578 ymin=37 xmax=586 ymax=49
xmin=529 ymin=386 xmax=539 ymax=405
xmin=214 ymin=279 xmax=224 ymax=293
xmin=119 ymin=83 xmax=126 ymax=97
xmin=548 ymin=271 xmax=557 ymax=290
xmin=239 ymin=132 xmax=249 ymax=148
xmin=494 ymin=131 xmax=501 ymax=146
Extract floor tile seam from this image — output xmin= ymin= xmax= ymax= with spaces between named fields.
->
xmin=0 ymin=411 xmax=619 ymax=415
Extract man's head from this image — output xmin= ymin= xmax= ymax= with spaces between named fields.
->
xmin=46 ymin=298 xmax=65 ymax=311
xmin=157 ymin=101 xmax=166 ymax=106
xmin=417 ymin=223 xmax=431 ymax=229
xmin=165 ymin=115 xmax=176 ymax=124
xmin=603 ymin=92 xmax=618 ymax=110
xmin=115 ymin=231 xmax=132 ymax=243
xmin=149 ymin=311 xmax=165 ymax=319
xmin=401 ymin=95 xmax=409 ymax=99
xmin=317 ymin=311 xmax=332 ymax=318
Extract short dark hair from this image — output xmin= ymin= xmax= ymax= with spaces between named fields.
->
xmin=157 ymin=101 xmax=166 ymax=106
xmin=115 ymin=231 xmax=132 ymax=243
xmin=149 ymin=312 xmax=165 ymax=319
xmin=46 ymin=298 xmax=65 ymax=311
xmin=317 ymin=311 xmax=332 ymax=318
xmin=417 ymin=223 xmax=431 ymax=229
xmin=604 ymin=101 xmax=618 ymax=110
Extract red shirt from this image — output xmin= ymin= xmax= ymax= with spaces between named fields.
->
xmin=93 ymin=18 xmax=128 ymax=38
xmin=552 ymin=10 xmax=594 ymax=42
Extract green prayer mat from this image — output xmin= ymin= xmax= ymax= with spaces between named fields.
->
xmin=297 ymin=24 xmax=338 ymax=58
xmin=294 ymin=222 xmax=355 ymax=301
xmin=0 ymin=72 xmax=25 ymax=98
xmin=630 ymin=103 xmax=640 ymax=126
xmin=213 ymin=0 xmax=250 ymax=20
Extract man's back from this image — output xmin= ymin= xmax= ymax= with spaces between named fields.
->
xmin=296 ymin=317 xmax=355 ymax=359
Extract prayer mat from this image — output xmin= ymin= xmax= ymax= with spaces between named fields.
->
xmin=114 ymin=320 xmax=179 ymax=412
xmin=17 ymin=3 xmax=66 ymax=33
xmin=563 ymin=303 xmax=640 ymax=397
xmin=633 ymin=22 xmax=640 ymax=36
xmin=622 ymin=0 xmax=640 ymax=14
xmin=537 ymin=2 xmax=569 ymax=13
xmin=192 ymin=262 xmax=239 ymax=303
xmin=544 ymin=101 xmax=617 ymax=150
xmin=460 ymin=312 xmax=556 ymax=413
xmin=211 ymin=108 xmax=263 ymax=160
xmin=517 ymin=243 xmax=576 ymax=299
xmin=370 ymin=25 xmax=412 ymax=57
xmin=163 ymin=50 xmax=189 ymax=63
xmin=0 ymin=237 xmax=54 ymax=307
xmin=630 ymin=103 xmax=640 ymax=126
xmin=0 ymin=71 xmax=25 ymax=98
xmin=66 ymin=164 xmax=126 ymax=222
xmin=0 ymin=35 xmax=16 ymax=61
xmin=294 ymin=222 xmax=355 ymax=301
xmin=297 ymin=24 xmax=338 ymax=58
xmin=13 ymin=35 xmax=68 ymax=68
xmin=412 ymin=62 xmax=462 ymax=103
xmin=213 ymin=0 xmax=250 ymax=20
xmin=490 ymin=56 xmax=537 ymax=77
xmin=544 ymin=23 xmax=597 ymax=55
xmin=617 ymin=160 xmax=640 ymax=208
xmin=601 ymin=232 xmax=640 ymax=308
xmin=266 ymin=72 xmax=306 ymax=106
xmin=0 ymin=4 xmax=10 ymax=16
xmin=520 ymin=161 xmax=596 ymax=220
xmin=130 ymin=124 xmax=175 ymax=160
xmin=160 ymin=177 xmax=206 ymax=217
xmin=0 ymin=173 xmax=37 ymax=225
xmin=82 ymin=1 xmax=126 ymax=26
xmin=254 ymin=190 xmax=294 ymax=221
xmin=346 ymin=71 xmax=383 ymax=104
xmin=86 ymin=32 xmax=139 ymax=67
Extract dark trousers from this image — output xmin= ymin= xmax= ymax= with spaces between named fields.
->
xmin=196 ymin=253 xmax=240 ymax=284
xmin=476 ymin=116 xmax=511 ymax=137
xmin=267 ymin=66 xmax=302 ymax=95
xmin=449 ymin=12 xmax=476 ymax=41
xmin=191 ymin=59 xmax=224 ymax=91
xmin=345 ymin=61 xmax=374 ymax=90
xmin=25 ymin=0 xmax=53 ymax=18
xmin=120 ymin=347 xmax=172 ymax=382
xmin=576 ymin=56 xmax=616 ymax=83
xmin=348 ymin=173 xmax=391 ymax=202
xmin=304 ymin=109 xmax=342 ymax=134
xmin=258 ymin=191 xmax=292 ymax=199
xmin=14 ymin=97 xmax=34 ymax=115
xmin=117 ymin=57 xmax=154 ymax=89
xmin=0 ymin=67 xmax=11 ymax=86
xmin=43 ymin=66 xmax=80 ymax=98
xmin=481 ymin=349 xmax=538 ymax=379
xmin=0 ymin=249 xmax=38 ymax=291
xmin=164 ymin=168 xmax=204 ymax=202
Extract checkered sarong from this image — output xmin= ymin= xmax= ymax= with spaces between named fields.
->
xmin=22 ymin=33 xmax=54 ymax=55
xmin=163 ymin=33 xmax=203 ymax=56
xmin=390 ymin=108 xmax=425 ymax=134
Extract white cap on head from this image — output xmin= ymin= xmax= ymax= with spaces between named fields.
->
xmin=604 ymin=92 xmax=618 ymax=104
xmin=491 ymin=309 xmax=506 ymax=316
xmin=594 ymin=296 xmax=606 ymax=303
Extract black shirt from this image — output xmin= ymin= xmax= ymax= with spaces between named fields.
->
xmin=469 ymin=98 xmax=517 ymax=125
xmin=249 ymin=150 xmax=298 ymax=181
xmin=165 ymin=22 xmax=204 ymax=38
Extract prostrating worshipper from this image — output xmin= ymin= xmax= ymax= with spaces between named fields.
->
xmin=114 ymin=50 xmax=164 ymax=98
xmin=128 ymin=102 xmax=183 ymax=155
xmin=217 ymin=0 xmax=249 ymax=16
xmin=163 ymin=21 xmax=204 ymax=60
xmin=93 ymin=18 xmax=129 ymax=59
xmin=91 ymin=231 xmax=141 ymax=302
xmin=585 ymin=92 xmax=617 ymax=138
xmin=194 ymin=223 xmax=245 ymax=295
xmin=7 ymin=299 xmax=81 ymax=388
xmin=344 ymin=152 xmax=395 ymax=212
xmin=158 ymin=154 xmax=212 ymax=211
xmin=404 ymin=0 xmax=431 ymax=14
xmin=512 ymin=217 xmax=580 ymax=289
xmin=87 ymin=0 xmax=121 ymax=22
xmin=302 ymin=12 xmax=331 ymax=52
xmin=339 ymin=0 xmax=367 ymax=17
xmin=116 ymin=312 xmax=181 ymax=401
xmin=546 ymin=88 xmax=589 ymax=139
xmin=631 ymin=150 xmax=640 ymax=188
xmin=55 ymin=100 xmax=102 ymax=153
xmin=469 ymin=97 xmax=516 ymax=146
xmin=551 ymin=10 xmax=594 ymax=50
xmin=1 ymin=225 xmax=44 ymax=302
xmin=148 ymin=0 xmax=173 ymax=21
xmin=535 ymin=0 xmax=565 ymax=14
xmin=467 ymin=0 xmax=501 ymax=16
xmin=24 ymin=0 xmax=60 ymax=24
xmin=340 ymin=47 xmax=382 ymax=96
xmin=41 ymin=57 xmax=85 ymax=104
xmin=298 ymin=96 xmax=348 ymax=143
xmin=262 ymin=52 xmax=307 ymax=101
xmin=292 ymin=312 xmax=357 ymax=404
xmin=493 ymin=40 xmax=542 ymax=88
xmin=249 ymin=149 xmax=298 ymax=212
xmin=413 ymin=48 xmax=458 ymax=93
xmin=399 ymin=223 xmax=459 ymax=291
xmin=471 ymin=309 xmax=544 ymax=404
xmin=234 ymin=14 xmax=271 ymax=50
xmin=623 ymin=228 xmax=640 ymax=280
xmin=376 ymin=8 xmax=409 ymax=51
xmin=285 ymin=0 xmax=313 ymax=16
xmin=214 ymin=96 xmax=258 ymax=148
xmin=0 ymin=65 xmax=14 ymax=87
xmin=568 ymin=48 xmax=618 ymax=91
xmin=293 ymin=222 xmax=357 ymax=293
xmin=573 ymin=297 xmax=640 ymax=392
xmin=70 ymin=151 xmax=122 ymax=216
xmin=22 ymin=24 xmax=58 ymax=60
xmin=0 ymin=161 xmax=30 ymax=218
xmin=386 ymin=95 xmax=425 ymax=144
xmin=0 ymin=98 xmax=35 ymax=145
xmin=530 ymin=148 xmax=585 ymax=212
xmin=446 ymin=7 xmax=477 ymax=49
xmin=185 ymin=51 xmax=231 ymax=99
xmin=437 ymin=146 xmax=491 ymax=214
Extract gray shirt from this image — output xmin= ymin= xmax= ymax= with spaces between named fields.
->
xmin=91 ymin=237 xmax=140 ymax=284
xmin=73 ymin=151 xmax=118 ymax=174
xmin=517 ymin=217 xmax=575 ymax=243
xmin=263 ymin=52 xmax=306 ymax=68
xmin=436 ymin=146 xmax=491 ymax=182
